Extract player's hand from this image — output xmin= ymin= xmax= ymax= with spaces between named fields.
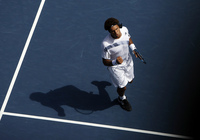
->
xmin=133 ymin=50 xmax=138 ymax=58
xmin=116 ymin=56 xmax=123 ymax=64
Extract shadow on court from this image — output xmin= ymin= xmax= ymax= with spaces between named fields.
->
xmin=30 ymin=81 xmax=118 ymax=116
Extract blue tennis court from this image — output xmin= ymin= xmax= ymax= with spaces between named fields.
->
xmin=0 ymin=0 xmax=199 ymax=139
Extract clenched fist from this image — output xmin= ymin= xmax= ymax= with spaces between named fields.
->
xmin=116 ymin=56 xmax=123 ymax=64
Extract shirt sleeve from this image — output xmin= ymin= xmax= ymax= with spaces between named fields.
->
xmin=123 ymin=26 xmax=137 ymax=50
xmin=123 ymin=26 xmax=131 ymax=38
xmin=101 ymin=42 xmax=111 ymax=59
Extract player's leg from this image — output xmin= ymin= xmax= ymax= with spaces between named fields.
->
xmin=108 ymin=67 xmax=132 ymax=111
xmin=117 ymin=86 xmax=126 ymax=97
xmin=117 ymin=86 xmax=132 ymax=111
xmin=117 ymin=61 xmax=134 ymax=111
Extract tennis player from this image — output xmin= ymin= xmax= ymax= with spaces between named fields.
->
xmin=101 ymin=17 xmax=138 ymax=111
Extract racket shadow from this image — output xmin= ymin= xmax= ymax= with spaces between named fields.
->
xmin=29 ymin=81 xmax=118 ymax=116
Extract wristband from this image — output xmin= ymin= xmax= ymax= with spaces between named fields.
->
xmin=130 ymin=44 xmax=136 ymax=51
xmin=112 ymin=60 xmax=118 ymax=66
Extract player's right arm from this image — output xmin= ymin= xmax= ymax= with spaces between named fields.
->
xmin=102 ymin=56 xmax=123 ymax=66
xmin=101 ymin=40 xmax=123 ymax=66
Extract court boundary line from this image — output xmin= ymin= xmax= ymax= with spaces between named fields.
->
xmin=0 ymin=0 xmax=46 ymax=120
xmin=3 ymin=112 xmax=192 ymax=139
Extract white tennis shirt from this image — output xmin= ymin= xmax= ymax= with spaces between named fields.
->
xmin=101 ymin=26 xmax=136 ymax=67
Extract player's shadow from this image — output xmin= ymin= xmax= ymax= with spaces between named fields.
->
xmin=29 ymin=81 xmax=118 ymax=116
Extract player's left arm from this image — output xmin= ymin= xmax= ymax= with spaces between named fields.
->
xmin=129 ymin=38 xmax=138 ymax=58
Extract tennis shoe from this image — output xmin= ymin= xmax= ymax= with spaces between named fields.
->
xmin=118 ymin=97 xmax=132 ymax=111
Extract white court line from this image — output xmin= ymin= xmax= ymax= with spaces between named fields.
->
xmin=3 ymin=112 xmax=192 ymax=139
xmin=0 ymin=0 xmax=46 ymax=120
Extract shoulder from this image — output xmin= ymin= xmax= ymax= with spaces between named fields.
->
xmin=101 ymin=34 xmax=113 ymax=48
xmin=121 ymin=26 xmax=129 ymax=33
xmin=121 ymin=26 xmax=131 ymax=38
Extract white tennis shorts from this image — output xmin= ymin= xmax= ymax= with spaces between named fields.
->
xmin=108 ymin=60 xmax=134 ymax=88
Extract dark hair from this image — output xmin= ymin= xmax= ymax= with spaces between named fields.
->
xmin=104 ymin=17 xmax=122 ymax=31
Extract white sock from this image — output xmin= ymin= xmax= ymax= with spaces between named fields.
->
xmin=119 ymin=95 xmax=126 ymax=100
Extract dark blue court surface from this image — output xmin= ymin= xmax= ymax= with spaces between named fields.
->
xmin=0 ymin=0 xmax=199 ymax=140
